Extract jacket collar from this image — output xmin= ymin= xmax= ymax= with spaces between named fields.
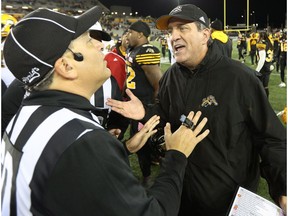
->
xmin=23 ymin=90 xmax=98 ymax=113
xmin=176 ymin=42 xmax=222 ymax=75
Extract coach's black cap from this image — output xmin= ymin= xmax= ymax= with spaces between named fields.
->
xmin=3 ymin=6 xmax=102 ymax=86
xmin=129 ymin=21 xmax=151 ymax=37
xmin=156 ymin=4 xmax=209 ymax=30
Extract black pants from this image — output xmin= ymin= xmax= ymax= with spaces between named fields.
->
xmin=280 ymin=55 xmax=287 ymax=82
xmin=250 ymin=50 xmax=257 ymax=65
xmin=259 ymin=71 xmax=271 ymax=97
xmin=238 ymin=47 xmax=245 ymax=60
xmin=161 ymin=46 xmax=166 ymax=58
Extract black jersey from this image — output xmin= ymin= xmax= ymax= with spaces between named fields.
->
xmin=126 ymin=43 xmax=160 ymax=103
xmin=280 ymin=36 xmax=287 ymax=57
xmin=256 ymin=38 xmax=274 ymax=73
xmin=249 ymin=37 xmax=258 ymax=51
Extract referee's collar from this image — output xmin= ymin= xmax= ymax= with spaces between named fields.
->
xmin=22 ymin=90 xmax=98 ymax=113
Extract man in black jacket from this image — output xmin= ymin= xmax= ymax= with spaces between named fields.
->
xmin=210 ymin=18 xmax=233 ymax=58
xmin=1 ymin=6 xmax=210 ymax=216
xmin=107 ymin=4 xmax=287 ymax=216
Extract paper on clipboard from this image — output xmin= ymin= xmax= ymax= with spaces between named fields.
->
xmin=228 ymin=186 xmax=284 ymax=216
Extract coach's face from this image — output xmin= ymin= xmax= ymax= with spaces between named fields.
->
xmin=167 ymin=18 xmax=210 ymax=69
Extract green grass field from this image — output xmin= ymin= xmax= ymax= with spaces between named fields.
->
xmin=126 ymin=39 xmax=287 ymax=203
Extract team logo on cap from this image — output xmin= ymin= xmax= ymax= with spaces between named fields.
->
xmin=22 ymin=67 xmax=40 ymax=84
xmin=199 ymin=16 xmax=206 ymax=24
xmin=169 ymin=6 xmax=182 ymax=15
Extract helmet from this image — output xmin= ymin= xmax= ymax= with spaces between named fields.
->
xmin=150 ymin=128 xmax=166 ymax=157
xmin=282 ymin=107 xmax=287 ymax=125
xmin=1 ymin=14 xmax=17 ymax=39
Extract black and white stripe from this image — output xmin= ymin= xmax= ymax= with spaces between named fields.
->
xmin=1 ymin=105 xmax=103 ymax=216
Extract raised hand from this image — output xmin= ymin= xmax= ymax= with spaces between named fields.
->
xmin=106 ymin=89 xmax=145 ymax=120
xmin=125 ymin=115 xmax=160 ymax=153
xmin=164 ymin=111 xmax=209 ymax=158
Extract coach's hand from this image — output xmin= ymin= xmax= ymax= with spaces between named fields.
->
xmin=164 ymin=111 xmax=209 ymax=158
xmin=107 ymin=89 xmax=145 ymax=120
xmin=279 ymin=196 xmax=286 ymax=215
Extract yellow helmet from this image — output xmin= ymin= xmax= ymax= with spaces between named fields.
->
xmin=282 ymin=107 xmax=287 ymax=125
xmin=1 ymin=14 xmax=17 ymax=39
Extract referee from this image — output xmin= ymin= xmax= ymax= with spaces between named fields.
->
xmin=1 ymin=6 xmax=210 ymax=216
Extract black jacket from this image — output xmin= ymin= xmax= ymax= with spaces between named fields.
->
xmin=2 ymin=90 xmax=188 ymax=215
xmin=144 ymin=43 xmax=286 ymax=216
xmin=211 ymin=30 xmax=233 ymax=58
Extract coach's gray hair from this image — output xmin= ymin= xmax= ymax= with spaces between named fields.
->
xmin=195 ymin=21 xmax=213 ymax=46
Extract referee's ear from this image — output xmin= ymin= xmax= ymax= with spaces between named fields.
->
xmin=54 ymin=57 xmax=78 ymax=80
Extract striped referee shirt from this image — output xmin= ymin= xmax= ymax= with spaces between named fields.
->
xmin=1 ymin=90 xmax=104 ymax=215
xmin=1 ymin=89 xmax=189 ymax=216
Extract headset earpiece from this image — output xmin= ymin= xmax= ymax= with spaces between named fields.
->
xmin=73 ymin=52 xmax=84 ymax=62
xmin=67 ymin=48 xmax=84 ymax=62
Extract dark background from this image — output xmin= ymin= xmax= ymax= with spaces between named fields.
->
xmin=103 ymin=0 xmax=287 ymax=28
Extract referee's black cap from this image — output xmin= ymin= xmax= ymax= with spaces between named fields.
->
xmin=3 ymin=6 xmax=102 ymax=86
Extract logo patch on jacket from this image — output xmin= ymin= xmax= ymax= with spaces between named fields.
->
xmin=201 ymin=95 xmax=218 ymax=107
xmin=145 ymin=48 xmax=155 ymax=53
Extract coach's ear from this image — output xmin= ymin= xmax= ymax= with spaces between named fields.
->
xmin=202 ymin=28 xmax=211 ymax=45
xmin=54 ymin=57 xmax=78 ymax=80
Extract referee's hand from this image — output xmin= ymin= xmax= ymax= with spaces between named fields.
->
xmin=108 ymin=128 xmax=121 ymax=138
xmin=125 ymin=115 xmax=160 ymax=153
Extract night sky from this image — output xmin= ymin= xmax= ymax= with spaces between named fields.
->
xmin=101 ymin=0 xmax=287 ymax=29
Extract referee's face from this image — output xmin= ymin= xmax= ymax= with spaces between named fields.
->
xmin=65 ymin=32 xmax=111 ymax=97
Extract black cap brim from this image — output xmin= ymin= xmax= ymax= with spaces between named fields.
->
xmin=156 ymin=15 xmax=197 ymax=30
xmin=90 ymin=30 xmax=111 ymax=41
xmin=74 ymin=6 xmax=103 ymax=39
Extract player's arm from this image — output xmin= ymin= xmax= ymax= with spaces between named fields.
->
xmin=142 ymin=64 xmax=162 ymax=100
xmin=255 ymin=49 xmax=266 ymax=72
xmin=255 ymin=43 xmax=266 ymax=72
